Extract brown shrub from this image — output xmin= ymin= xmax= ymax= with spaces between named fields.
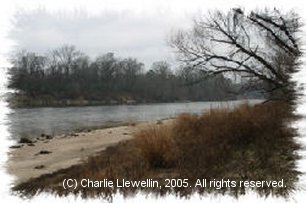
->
xmin=134 ymin=125 xmax=178 ymax=168
xmin=174 ymin=102 xmax=299 ymax=196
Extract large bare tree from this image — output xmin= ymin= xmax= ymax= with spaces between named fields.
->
xmin=171 ymin=8 xmax=302 ymax=102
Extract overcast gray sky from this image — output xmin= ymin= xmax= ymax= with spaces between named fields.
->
xmin=6 ymin=0 xmax=304 ymax=70
xmin=9 ymin=8 xmax=194 ymax=68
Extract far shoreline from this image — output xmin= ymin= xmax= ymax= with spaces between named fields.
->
xmin=6 ymin=93 xmax=258 ymax=109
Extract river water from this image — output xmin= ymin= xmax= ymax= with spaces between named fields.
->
xmin=6 ymin=100 xmax=262 ymax=140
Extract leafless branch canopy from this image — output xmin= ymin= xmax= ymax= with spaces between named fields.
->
xmin=171 ymin=8 xmax=302 ymax=101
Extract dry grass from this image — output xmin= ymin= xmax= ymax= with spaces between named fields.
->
xmin=174 ymin=102 xmax=300 ymax=196
xmin=12 ymin=102 xmax=300 ymax=198
xmin=135 ymin=125 xmax=178 ymax=168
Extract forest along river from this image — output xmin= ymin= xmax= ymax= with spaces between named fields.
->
xmin=7 ymin=100 xmax=262 ymax=140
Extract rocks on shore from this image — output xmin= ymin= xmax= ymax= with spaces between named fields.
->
xmin=35 ymin=150 xmax=52 ymax=156
xmin=9 ymin=145 xmax=23 ymax=149
xmin=70 ymin=133 xmax=79 ymax=137
xmin=34 ymin=165 xmax=45 ymax=169
xmin=18 ymin=137 xmax=33 ymax=144
xmin=41 ymin=133 xmax=53 ymax=140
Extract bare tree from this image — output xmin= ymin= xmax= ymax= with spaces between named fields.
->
xmin=9 ymin=50 xmax=46 ymax=96
xmin=171 ymin=8 xmax=302 ymax=102
xmin=49 ymin=45 xmax=83 ymax=76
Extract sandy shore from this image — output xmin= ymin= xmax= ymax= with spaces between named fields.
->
xmin=7 ymin=120 xmax=169 ymax=185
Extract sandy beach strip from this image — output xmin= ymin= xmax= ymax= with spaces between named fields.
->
xmin=7 ymin=122 xmax=141 ymax=184
xmin=7 ymin=119 xmax=173 ymax=185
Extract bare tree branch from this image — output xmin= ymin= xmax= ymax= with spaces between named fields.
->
xmin=171 ymin=8 xmax=301 ymax=102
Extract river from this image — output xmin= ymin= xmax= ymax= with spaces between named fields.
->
xmin=6 ymin=100 xmax=262 ymax=140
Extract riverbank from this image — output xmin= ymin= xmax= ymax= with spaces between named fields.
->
xmin=7 ymin=93 xmax=239 ymax=108
xmin=12 ymin=102 xmax=300 ymax=198
xmin=7 ymin=119 xmax=172 ymax=184
xmin=7 ymin=93 xmax=138 ymax=108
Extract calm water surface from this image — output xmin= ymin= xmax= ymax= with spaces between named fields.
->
xmin=7 ymin=100 xmax=262 ymax=140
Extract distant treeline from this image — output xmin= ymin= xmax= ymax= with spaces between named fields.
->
xmin=8 ymin=45 xmax=238 ymax=107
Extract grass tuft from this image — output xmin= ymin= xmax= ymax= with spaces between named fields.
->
xmin=135 ymin=125 xmax=178 ymax=168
